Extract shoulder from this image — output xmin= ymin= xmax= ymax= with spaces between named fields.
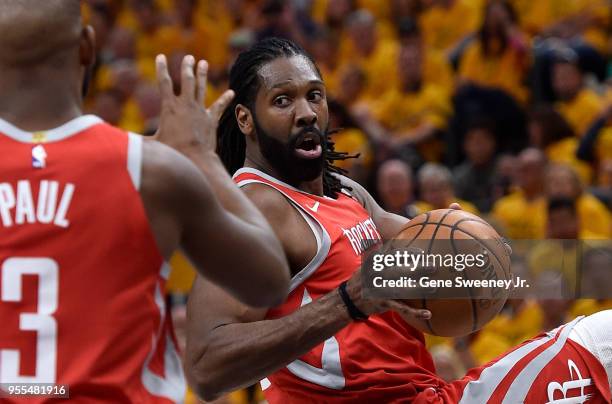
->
xmin=240 ymin=182 xmax=297 ymax=226
xmin=334 ymin=174 xmax=369 ymax=207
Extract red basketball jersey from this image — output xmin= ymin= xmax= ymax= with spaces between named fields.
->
xmin=234 ymin=168 xmax=442 ymax=403
xmin=0 ymin=116 xmax=184 ymax=403
xmin=414 ymin=316 xmax=612 ymax=403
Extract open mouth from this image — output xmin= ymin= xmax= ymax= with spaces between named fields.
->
xmin=294 ymin=132 xmax=323 ymax=159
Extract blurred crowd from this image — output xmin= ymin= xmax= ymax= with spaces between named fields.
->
xmin=81 ymin=0 xmax=612 ymax=402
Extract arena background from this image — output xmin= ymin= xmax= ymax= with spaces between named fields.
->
xmin=81 ymin=0 xmax=612 ymax=402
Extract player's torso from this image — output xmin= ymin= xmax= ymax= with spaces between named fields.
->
xmin=0 ymin=116 xmax=184 ymax=403
xmin=234 ymin=168 xmax=439 ymax=403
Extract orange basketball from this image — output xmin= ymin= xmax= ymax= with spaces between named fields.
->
xmin=395 ymin=209 xmax=512 ymax=337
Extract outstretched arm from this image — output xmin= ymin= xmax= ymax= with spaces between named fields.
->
xmin=142 ymin=54 xmax=290 ymax=308
xmin=141 ymin=139 xmax=289 ymax=308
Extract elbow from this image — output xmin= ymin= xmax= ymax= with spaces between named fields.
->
xmin=187 ymin=359 xmax=226 ymax=402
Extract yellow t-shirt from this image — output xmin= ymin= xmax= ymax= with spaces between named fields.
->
xmin=331 ymin=128 xmax=373 ymax=170
xmin=595 ymin=126 xmax=612 ymax=162
xmin=420 ymin=0 xmax=482 ymax=53
xmin=491 ymin=191 xmax=547 ymax=240
xmin=576 ymin=193 xmax=611 ymax=238
xmin=458 ymin=41 xmax=528 ymax=103
xmin=556 ymin=89 xmax=604 ymax=137
xmin=372 ymin=83 xmax=451 ymax=134
xmin=342 ymin=39 xmax=400 ymax=99
xmin=545 ymin=137 xmax=592 ymax=185
xmin=470 ymin=301 xmax=543 ymax=364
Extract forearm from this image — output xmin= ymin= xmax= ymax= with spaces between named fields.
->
xmin=185 ymin=150 xmax=269 ymax=229
xmin=187 ymin=290 xmax=352 ymax=400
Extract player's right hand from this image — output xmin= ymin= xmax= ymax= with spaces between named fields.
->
xmin=344 ymin=268 xmax=432 ymax=321
xmin=153 ymin=54 xmax=235 ymax=157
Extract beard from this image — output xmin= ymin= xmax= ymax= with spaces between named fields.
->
xmin=254 ymin=116 xmax=327 ymax=186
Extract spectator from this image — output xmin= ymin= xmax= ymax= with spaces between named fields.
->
xmin=397 ymin=18 xmax=454 ymax=93
xmin=376 ymin=159 xmax=419 ymax=218
xmin=545 ymin=163 xmax=611 ymax=238
xmin=528 ymin=105 xmax=592 ymax=184
xmin=458 ymin=0 xmax=529 ymax=103
xmin=552 ymin=48 xmax=603 ymax=135
xmin=415 ymin=163 xmax=479 ymax=214
xmin=453 ymin=119 xmax=498 ymax=212
xmin=343 ymin=10 xmax=399 ymax=98
xmin=491 ymin=148 xmax=547 ymax=240
xmin=419 ymin=0 xmax=480 ymax=56
xmin=368 ymin=44 xmax=452 ymax=161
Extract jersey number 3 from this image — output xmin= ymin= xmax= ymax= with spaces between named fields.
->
xmin=1 ymin=257 xmax=58 ymax=383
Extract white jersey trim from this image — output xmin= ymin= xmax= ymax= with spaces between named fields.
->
xmin=233 ymin=167 xmax=337 ymax=200
xmin=141 ymin=263 xmax=186 ymax=402
xmin=235 ymin=178 xmax=332 ymax=294
xmin=127 ymin=133 xmax=143 ymax=190
xmin=459 ymin=316 xmax=583 ymax=403
xmin=0 ymin=115 xmax=103 ymax=143
xmin=569 ymin=310 xmax=612 ymax=391
xmin=502 ymin=316 xmax=583 ymax=403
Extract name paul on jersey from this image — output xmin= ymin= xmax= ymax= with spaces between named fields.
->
xmin=0 ymin=180 xmax=74 ymax=228
xmin=342 ymin=218 xmax=382 ymax=256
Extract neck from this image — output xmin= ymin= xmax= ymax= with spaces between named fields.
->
xmin=0 ymin=68 xmax=82 ymax=131
xmin=244 ymin=155 xmax=325 ymax=196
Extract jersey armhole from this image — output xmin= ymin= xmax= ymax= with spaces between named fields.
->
xmin=236 ymin=179 xmax=331 ymax=293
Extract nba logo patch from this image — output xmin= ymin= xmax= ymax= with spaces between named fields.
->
xmin=32 ymin=144 xmax=47 ymax=168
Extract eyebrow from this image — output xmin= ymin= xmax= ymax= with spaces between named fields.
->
xmin=270 ymin=79 xmax=325 ymax=89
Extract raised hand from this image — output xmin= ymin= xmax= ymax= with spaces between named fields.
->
xmin=154 ymin=54 xmax=234 ymax=157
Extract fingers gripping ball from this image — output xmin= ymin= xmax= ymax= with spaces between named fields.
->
xmin=396 ymin=209 xmax=512 ymax=337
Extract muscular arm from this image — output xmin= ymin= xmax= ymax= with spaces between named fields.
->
xmin=186 ymin=277 xmax=352 ymax=401
xmin=186 ymin=181 xmax=430 ymax=401
xmin=140 ymin=139 xmax=289 ymax=308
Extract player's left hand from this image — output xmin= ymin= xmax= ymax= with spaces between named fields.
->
xmin=153 ymin=54 xmax=234 ymax=157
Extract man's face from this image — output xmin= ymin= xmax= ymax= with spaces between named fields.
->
xmin=252 ymin=56 xmax=329 ymax=185
xmin=464 ymin=128 xmax=496 ymax=166
xmin=421 ymin=178 xmax=451 ymax=209
xmin=552 ymin=62 xmax=582 ymax=101
xmin=547 ymin=208 xmax=579 ymax=239
xmin=545 ymin=168 xmax=580 ymax=199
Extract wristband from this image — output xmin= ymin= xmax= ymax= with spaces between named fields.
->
xmin=338 ymin=281 xmax=369 ymax=321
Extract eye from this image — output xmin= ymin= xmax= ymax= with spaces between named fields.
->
xmin=308 ymin=90 xmax=323 ymax=102
xmin=273 ymin=95 xmax=291 ymax=107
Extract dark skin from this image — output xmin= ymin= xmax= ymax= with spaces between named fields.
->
xmin=181 ymin=56 xmax=459 ymax=400
xmin=0 ymin=0 xmax=289 ymax=308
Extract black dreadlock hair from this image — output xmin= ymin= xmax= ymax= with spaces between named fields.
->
xmin=217 ymin=37 xmax=357 ymax=198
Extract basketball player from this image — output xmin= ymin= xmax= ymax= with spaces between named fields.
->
xmin=180 ymin=37 xmax=450 ymax=403
xmin=0 ymin=2 xmax=290 ymax=402
xmin=178 ymin=38 xmax=611 ymax=403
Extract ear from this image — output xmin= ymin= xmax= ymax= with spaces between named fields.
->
xmin=236 ymin=104 xmax=255 ymax=137
xmin=79 ymin=25 xmax=96 ymax=68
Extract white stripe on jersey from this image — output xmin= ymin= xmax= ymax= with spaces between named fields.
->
xmin=127 ymin=132 xmax=143 ymax=190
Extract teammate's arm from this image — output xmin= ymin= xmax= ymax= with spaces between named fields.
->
xmin=143 ymin=54 xmax=290 ymax=307
xmin=141 ymin=139 xmax=289 ymax=308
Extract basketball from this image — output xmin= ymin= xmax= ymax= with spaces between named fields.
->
xmin=395 ymin=209 xmax=512 ymax=337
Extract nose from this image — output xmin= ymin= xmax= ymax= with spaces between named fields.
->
xmin=295 ymin=98 xmax=317 ymax=128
